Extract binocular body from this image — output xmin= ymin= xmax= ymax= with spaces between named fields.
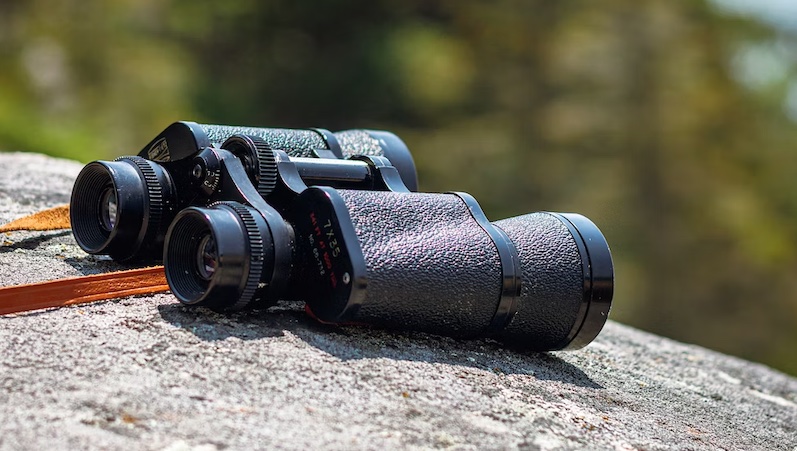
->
xmin=70 ymin=121 xmax=614 ymax=351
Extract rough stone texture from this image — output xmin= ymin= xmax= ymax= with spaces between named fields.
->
xmin=0 ymin=152 xmax=795 ymax=450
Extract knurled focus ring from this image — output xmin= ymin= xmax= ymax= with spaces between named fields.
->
xmin=116 ymin=156 xmax=163 ymax=241
xmin=215 ymin=202 xmax=265 ymax=310
xmin=245 ymin=135 xmax=278 ymax=197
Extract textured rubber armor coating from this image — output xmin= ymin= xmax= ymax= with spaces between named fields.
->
xmin=337 ymin=191 xmax=586 ymax=349
xmin=493 ymin=214 xmax=584 ymax=350
xmin=201 ymin=124 xmax=387 ymax=160
xmin=200 ymin=125 xmax=326 ymax=158
xmin=337 ymin=190 xmax=502 ymax=338
xmin=334 ymin=130 xmax=385 ymax=158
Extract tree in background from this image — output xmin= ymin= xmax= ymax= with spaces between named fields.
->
xmin=1 ymin=0 xmax=796 ymax=374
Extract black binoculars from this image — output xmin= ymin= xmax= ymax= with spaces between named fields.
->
xmin=71 ymin=122 xmax=614 ymax=351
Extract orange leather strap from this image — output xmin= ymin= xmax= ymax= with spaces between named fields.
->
xmin=0 ymin=267 xmax=169 ymax=315
xmin=1 ymin=205 xmax=169 ymax=315
xmin=0 ymin=205 xmax=71 ymax=232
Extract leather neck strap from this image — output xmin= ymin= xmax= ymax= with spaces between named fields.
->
xmin=0 ymin=205 xmax=72 ymax=232
xmin=0 ymin=205 xmax=169 ymax=315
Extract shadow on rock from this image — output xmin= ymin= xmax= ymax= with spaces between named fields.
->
xmin=293 ymin=320 xmax=603 ymax=389
xmin=0 ymin=228 xmax=129 ymax=275
xmin=62 ymin=256 xmax=130 ymax=275
xmin=0 ymin=230 xmax=72 ymax=252
xmin=157 ymin=302 xmax=292 ymax=342
xmin=161 ymin=300 xmax=602 ymax=389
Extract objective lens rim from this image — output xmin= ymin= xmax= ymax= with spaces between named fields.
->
xmin=548 ymin=212 xmax=614 ymax=350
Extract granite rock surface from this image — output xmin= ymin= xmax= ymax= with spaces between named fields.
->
xmin=0 ymin=152 xmax=795 ymax=450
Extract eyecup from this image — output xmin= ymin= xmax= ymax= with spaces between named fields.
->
xmin=70 ymin=158 xmax=174 ymax=262
xmin=71 ymin=160 xmax=145 ymax=260
xmin=164 ymin=202 xmax=273 ymax=311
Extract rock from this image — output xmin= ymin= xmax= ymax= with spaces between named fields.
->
xmin=0 ymin=152 xmax=795 ymax=450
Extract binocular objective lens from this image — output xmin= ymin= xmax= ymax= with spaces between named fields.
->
xmin=196 ymin=234 xmax=218 ymax=281
xmin=98 ymin=186 xmax=118 ymax=232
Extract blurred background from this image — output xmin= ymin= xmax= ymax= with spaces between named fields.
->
xmin=1 ymin=0 xmax=796 ymax=375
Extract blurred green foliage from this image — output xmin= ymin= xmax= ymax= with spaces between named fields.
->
xmin=2 ymin=0 xmax=796 ymax=374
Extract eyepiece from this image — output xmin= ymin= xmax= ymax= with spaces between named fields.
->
xmin=196 ymin=234 xmax=218 ymax=281
xmin=164 ymin=202 xmax=275 ymax=311
xmin=71 ymin=161 xmax=133 ymax=255
xmin=98 ymin=186 xmax=119 ymax=232
xmin=162 ymin=209 xmax=215 ymax=303
xmin=70 ymin=157 xmax=174 ymax=261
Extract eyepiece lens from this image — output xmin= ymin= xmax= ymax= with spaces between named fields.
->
xmin=98 ymin=186 xmax=118 ymax=232
xmin=166 ymin=203 xmax=274 ymax=310
xmin=196 ymin=234 xmax=218 ymax=281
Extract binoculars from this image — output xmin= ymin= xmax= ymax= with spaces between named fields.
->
xmin=71 ymin=121 xmax=614 ymax=351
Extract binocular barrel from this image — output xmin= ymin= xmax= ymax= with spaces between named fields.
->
xmin=143 ymin=122 xmax=418 ymax=190
xmin=164 ymin=187 xmax=613 ymax=351
xmin=70 ymin=123 xmax=416 ymax=262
